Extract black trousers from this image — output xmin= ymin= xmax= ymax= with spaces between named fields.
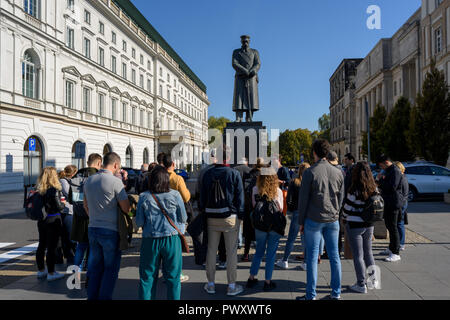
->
xmin=218 ymin=234 xmax=226 ymax=262
xmin=384 ymin=209 xmax=401 ymax=255
xmin=36 ymin=218 xmax=62 ymax=273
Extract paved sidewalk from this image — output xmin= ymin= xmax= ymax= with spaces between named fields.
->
xmin=0 ymin=202 xmax=449 ymax=300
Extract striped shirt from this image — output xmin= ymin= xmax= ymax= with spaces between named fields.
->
xmin=343 ymin=192 xmax=374 ymax=228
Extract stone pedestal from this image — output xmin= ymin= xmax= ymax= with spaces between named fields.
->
xmin=224 ymin=121 xmax=268 ymax=166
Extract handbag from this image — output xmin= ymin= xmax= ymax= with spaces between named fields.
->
xmin=151 ymin=193 xmax=190 ymax=253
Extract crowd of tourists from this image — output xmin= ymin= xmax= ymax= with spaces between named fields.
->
xmin=29 ymin=138 xmax=409 ymax=300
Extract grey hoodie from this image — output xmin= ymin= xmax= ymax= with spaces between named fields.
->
xmin=298 ymin=159 xmax=345 ymax=226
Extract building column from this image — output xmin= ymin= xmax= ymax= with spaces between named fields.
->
xmin=381 ymin=82 xmax=386 ymax=108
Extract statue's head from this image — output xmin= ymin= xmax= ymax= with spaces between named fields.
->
xmin=240 ymin=35 xmax=250 ymax=49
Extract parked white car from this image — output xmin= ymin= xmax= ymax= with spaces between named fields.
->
xmin=404 ymin=163 xmax=450 ymax=201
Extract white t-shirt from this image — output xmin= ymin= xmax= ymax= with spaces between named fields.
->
xmin=252 ymin=186 xmax=284 ymax=212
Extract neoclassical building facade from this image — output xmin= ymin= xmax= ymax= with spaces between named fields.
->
xmin=0 ymin=0 xmax=210 ymax=192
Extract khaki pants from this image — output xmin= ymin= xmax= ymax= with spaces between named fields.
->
xmin=206 ymin=216 xmax=241 ymax=285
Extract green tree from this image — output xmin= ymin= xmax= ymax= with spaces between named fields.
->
xmin=408 ymin=60 xmax=450 ymax=166
xmin=317 ymin=114 xmax=331 ymax=141
xmin=383 ymin=97 xmax=415 ymax=161
xmin=279 ymin=128 xmax=313 ymax=166
xmin=208 ymin=116 xmax=230 ymax=133
xmin=362 ymin=104 xmax=387 ymax=162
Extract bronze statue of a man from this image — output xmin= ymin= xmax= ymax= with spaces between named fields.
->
xmin=232 ymin=35 xmax=261 ymax=122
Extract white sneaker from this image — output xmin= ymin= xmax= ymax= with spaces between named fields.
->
xmin=380 ymin=248 xmax=392 ymax=255
xmin=275 ymin=259 xmax=289 ymax=270
xmin=299 ymin=262 xmax=307 ymax=271
xmin=385 ymin=253 xmax=401 ymax=262
xmin=349 ymin=283 xmax=367 ymax=294
xmin=400 ymin=245 xmax=405 ymax=251
xmin=180 ymin=274 xmax=189 ymax=282
xmin=47 ymin=272 xmax=65 ymax=281
xmin=367 ymin=279 xmax=380 ymax=290
xmin=37 ymin=270 xmax=48 ymax=279
xmin=227 ymin=284 xmax=244 ymax=296
xmin=204 ymin=283 xmax=215 ymax=294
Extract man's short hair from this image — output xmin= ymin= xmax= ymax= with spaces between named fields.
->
xmin=327 ymin=151 xmax=338 ymax=162
xmin=157 ymin=152 xmax=166 ymax=165
xmin=312 ymin=139 xmax=331 ymax=159
xmin=376 ymin=154 xmax=390 ymax=165
xmin=103 ymin=152 xmax=121 ymax=167
xmin=344 ymin=153 xmax=356 ymax=163
xmin=162 ymin=154 xmax=174 ymax=169
xmin=87 ymin=153 xmax=102 ymax=166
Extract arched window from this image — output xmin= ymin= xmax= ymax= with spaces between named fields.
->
xmin=72 ymin=141 xmax=86 ymax=169
xmin=126 ymin=146 xmax=133 ymax=168
xmin=22 ymin=49 xmax=40 ymax=99
xmin=23 ymin=136 xmax=43 ymax=187
xmin=143 ymin=148 xmax=149 ymax=164
xmin=103 ymin=144 xmax=112 ymax=155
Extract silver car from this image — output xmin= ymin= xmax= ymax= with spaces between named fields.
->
xmin=404 ymin=162 xmax=450 ymax=201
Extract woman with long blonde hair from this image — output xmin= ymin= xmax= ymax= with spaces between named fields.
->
xmin=247 ymin=167 xmax=285 ymax=292
xmin=275 ymin=163 xmax=311 ymax=270
xmin=35 ymin=167 xmax=67 ymax=282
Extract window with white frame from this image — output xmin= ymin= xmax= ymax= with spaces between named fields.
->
xmin=99 ymin=22 xmax=104 ymax=35
xmin=147 ymin=60 xmax=151 ymax=70
xmin=65 ymin=81 xmax=75 ymax=109
xmin=140 ymin=109 xmax=144 ymax=127
xmin=132 ymin=107 xmax=136 ymax=125
xmin=132 ymin=48 xmax=136 ymax=59
xmin=82 ymin=87 xmax=91 ymax=113
xmin=122 ymin=102 xmax=127 ymax=122
xmin=22 ymin=50 xmax=39 ymax=99
xmin=24 ymin=0 xmax=40 ymax=19
xmin=122 ymin=63 xmax=127 ymax=80
xmin=111 ymin=56 xmax=117 ymax=74
xmin=67 ymin=0 xmax=74 ymax=11
xmin=112 ymin=31 xmax=116 ymax=44
xmin=147 ymin=112 xmax=152 ymax=129
xmin=123 ymin=40 xmax=127 ymax=52
xmin=132 ymin=69 xmax=136 ymax=84
xmin=111 ymin=98 xmax=117 ymax=120
xmin=167 ymin=89 xmax=170 ymax=102
xmin=140 ymin=75 xmax=144 ymax=88
xmin=67 ymin=27 xmax=75 ymax=49
xmin=159 ymin=85 xmax=162 ymax=97
xmin=159 ymin=67 xmax=162 ymax=76
xmin=435 ymin=27 xmax=442 ymax=55
xmin=147 ymin=79 xmax=151 ymax=93
xmin=83 ymin=38 xmax=91 ymax=59
xmin=98 ymin=47 xmax=105 ymax=67
xmin=84 ymin=9 xmax=90 ymax=24
xmin=98 ymin=93 xmax=105 ymax=116
xmin=140 ymin=54 xmax=144 ymax=65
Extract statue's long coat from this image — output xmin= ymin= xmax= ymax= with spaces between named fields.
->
xmin=232 ymin=48 xmax=261 ymax=112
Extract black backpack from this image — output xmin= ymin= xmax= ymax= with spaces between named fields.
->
xmin=361 ymin=192 xmax=385 ymax=223
xmin=25 ymin=190 xmax=46 ymax=221
xmin=251 ymin=194 xmax=287 ymax=236
xmin=205 ymin=174 xmax=229 ymax=215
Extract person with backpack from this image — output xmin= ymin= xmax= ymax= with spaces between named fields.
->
xmin=198 ymin=146 xmax=245 ymax=296
xmin=70 ymin=153 xmax=102 ymax=278
xmin=58 ymin=165 xmax=78 ymax=265
xmin=342 ymin=162 xmax=379 ymax=294
xmin=35 ymin=167 xmax=67 ymax=281
xmin=234 ymin=157 xmax=251 ymax=249
xmin=246 ymin=167 xmax=286 ymax=292
xmin=275 ymin=163 xmax=310 ymax=270
xmin=136 ymin=166 xmax=187 ymax=300
xmin=376 ymin=155 xmax=403 ymax=262
xmin=241 ymin=157 xmax=265 ymax=262
xmin=296 ymin=139 xmax=345 ymax=301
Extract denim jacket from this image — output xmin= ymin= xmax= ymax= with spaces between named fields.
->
xmin=136 ymin=190 xmax=187 ymax=238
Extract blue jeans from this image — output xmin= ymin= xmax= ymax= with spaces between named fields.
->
xmin=74 ymin=242 xmax=89 ymax=271
xmin=87 ymin=227 xmax=122 ymax=300
xmin=283 ymin=211 xmax=302 ymax=261
xmin=397 ymin=203 xmax=407 ymax=247
xmin=250 ymin=229 xmax=282 ymax=281
xmin=304 ymin=218 xmax=341 ymax=300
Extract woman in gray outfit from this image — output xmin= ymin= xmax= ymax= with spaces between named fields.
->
xmin=342 ymin=162 xmax=379 ymax=294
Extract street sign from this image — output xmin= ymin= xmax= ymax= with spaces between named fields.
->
xmin=28 ymin=138 xmax=36 ymax=152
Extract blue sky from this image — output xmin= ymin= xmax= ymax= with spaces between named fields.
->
xmin=130 ymin=0 xmax=421 ymax=132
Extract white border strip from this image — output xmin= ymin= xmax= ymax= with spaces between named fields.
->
xmin=0 ymin=243 xmax=39 ymax=265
